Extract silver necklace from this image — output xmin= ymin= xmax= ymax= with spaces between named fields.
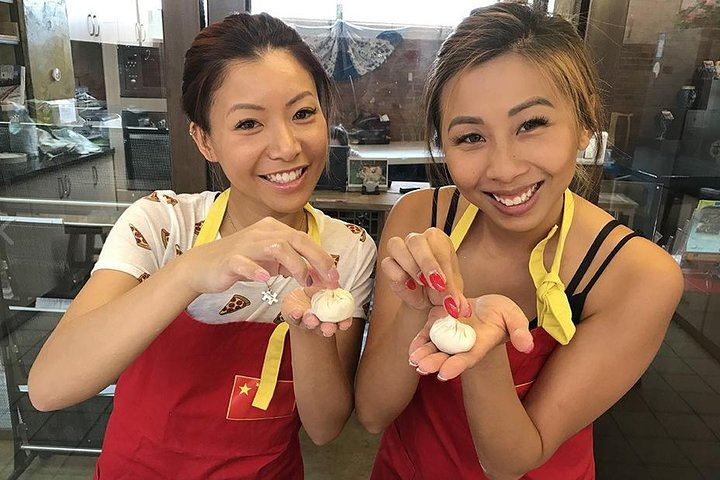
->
xmin=261 ymin=278 xmax=280 ymax=305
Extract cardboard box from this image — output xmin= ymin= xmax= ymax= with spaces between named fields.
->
xmin=27 ymin=98 xmax=77 ymax=126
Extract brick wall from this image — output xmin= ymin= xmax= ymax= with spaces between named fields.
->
xmin=587 ymin=0 xmax=720 ymax=156
xmin=330 ymin=28 xmax=450 ymax=143
xmin=328 ymin=2 xmax=719 ymax=150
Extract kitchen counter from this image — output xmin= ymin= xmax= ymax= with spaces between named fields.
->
xmin=0 ymin=148 xmax=114 ymax=186
xmin=310 ymin=189 xmax=405 ymax=242
xmin=310 ymin=189 xmax=402 ymax=212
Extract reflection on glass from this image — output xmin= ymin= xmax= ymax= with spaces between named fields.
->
xmin=0 ymin=0 xmax=167 ymax=207
xmin=0 ymin=0 xmax=719 ymax=476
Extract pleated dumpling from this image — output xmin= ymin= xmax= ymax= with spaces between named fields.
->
xmin=310 ymin=288 xmax=355 ymax=323
xmin=429 ymin=315 xmax=476 ymax=354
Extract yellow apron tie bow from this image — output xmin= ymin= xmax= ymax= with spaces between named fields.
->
xmin=528 ymin=189 xmax=576 ymax=345
xmin=195 ymin=189 xmax=321 ymax=410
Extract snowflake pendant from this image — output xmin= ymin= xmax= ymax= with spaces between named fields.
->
xmin=261 ymin=288 xmax=279 ymax=305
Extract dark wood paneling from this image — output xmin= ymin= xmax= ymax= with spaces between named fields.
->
xmin=208 ymin=0 xmax=250 ymax=24
xmin=161 ymin=0 xmax=206 ymax=194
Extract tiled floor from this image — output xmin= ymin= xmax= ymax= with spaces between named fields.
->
xmin=2 ymin=320 xmax=720 ymax=479
xmin=0 ymin=415 xmax=380 ymax=480
xmin=593 ymin=321 xmax=720 ymax=480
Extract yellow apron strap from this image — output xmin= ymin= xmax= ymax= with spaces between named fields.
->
xmin=195 ymin=189 xmax=230 ymax=247
xmin=528 ymin=189 xmax=576 ymax=345
xmin=551 ymin=189 xmax=575 ymax=274
xmin=304 ymin=203 xmax=321 ymax=244
xmin=450 ymin=203 xmax=478 ymax=250
xmin=445 ymin=189 xmax=576 ymax=344
xmin=252 ymin=322 xmax=290 ymax=410
xmin=194 ymin=192 xmax=321 ymax=410
xmin=252 ymin=204 xmax=319 ymax=410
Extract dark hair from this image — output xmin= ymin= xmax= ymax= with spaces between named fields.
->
xmin=182 ymin=12 xmax=334 ymax=133
xmin=423 ymin=3 xmax=603 ymax=194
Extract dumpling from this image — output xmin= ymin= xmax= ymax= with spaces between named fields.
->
xmin=310 ymin=288 xmax=355 ymax=323
xmin=429 ymin=315 xmax=476 ymax=354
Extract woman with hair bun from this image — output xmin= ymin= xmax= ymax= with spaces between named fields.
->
xmin=29 ymin=13 xmax=375 ymax=478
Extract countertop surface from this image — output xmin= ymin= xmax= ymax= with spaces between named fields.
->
xmin=0 ymin=148 xmax=114 ymax=186
xmin=310 ymin=189 xmax=402 ymax=211
xmin=0 ymin=189 xmax=404 ymax=227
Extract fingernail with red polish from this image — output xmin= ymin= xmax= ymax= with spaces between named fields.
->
xmin=405 ymin=278 xmax=417 ymax=290
xmin=418 ymin=272 xmax=429 ymax=287
xmin=429 ymin=271 xmax=446 ymax=292
xmin=443 ymin=296 xmax=460 ymax=318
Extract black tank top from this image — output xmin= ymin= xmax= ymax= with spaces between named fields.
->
xmin=431 ymin=187 xmax=640 ymax=327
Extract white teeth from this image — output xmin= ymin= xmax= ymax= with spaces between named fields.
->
xmin=265 ymin=168 xmax=303 ymax=184
xmin=492 ymin=184 xmax=538 ymax=207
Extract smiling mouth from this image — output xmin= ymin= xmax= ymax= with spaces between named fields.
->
xmin=262 ymin=167 xmax=307 ymax=184
xmin=488 ymin=182 xmax=542 ymax=207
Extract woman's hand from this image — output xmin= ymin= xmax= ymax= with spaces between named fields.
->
xmin=281 ymin=286 xmax=353 ymax=337
xmin=381 ymin=227 xmax=471 ymax=316
xmin=408 ymin=294 xmax=535 ymax=381
xmin=181 ymin=217 xmax=339 ymax=295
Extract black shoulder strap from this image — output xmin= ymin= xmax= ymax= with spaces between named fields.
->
xmin=431 ymin=187 xmax=440 ymax=228
xmin=430 ymin=188 xmax=461 ymax=235
xmin=444 ymin=189 xmax=461 ymax=236
xmin=566 ymin=220 xmax=622 ymax=295
xmin=580 ymin=231 xmax=640 ymax=295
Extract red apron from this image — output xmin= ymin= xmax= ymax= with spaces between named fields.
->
xmin=371 ymin=327 xmax=594 ymax=479
xmin=94 ymin=310 xmax=302 ymax=479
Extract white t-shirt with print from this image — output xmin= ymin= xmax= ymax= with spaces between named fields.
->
xmin=92 ymin=190 xmax=377 ymax=324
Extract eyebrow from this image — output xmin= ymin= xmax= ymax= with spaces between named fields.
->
xmin=507 ymin=97 xmax=554 ymax=116
xmin=447 ymin=115 xmax=484 ymax=131
xmin=446 ymin=96 xmax=555 ymax=132
xmin=286 ymin=91 xmax=314 ymax=107
xmin=226 ymin=91 xmax=315 ymax=117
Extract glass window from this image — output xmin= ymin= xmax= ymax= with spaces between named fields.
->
xmin=587 ymin=5 xmax=720 ymax=468
xmin=254 ymin=0 xmax=511 ymax=188
xmin=1 ymin=2 xmax=719 ymax=477
xmin=255 ymin=0 xmax=499 ymax=25
xmin=0 ymin=1 xmax=167 ymax=477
